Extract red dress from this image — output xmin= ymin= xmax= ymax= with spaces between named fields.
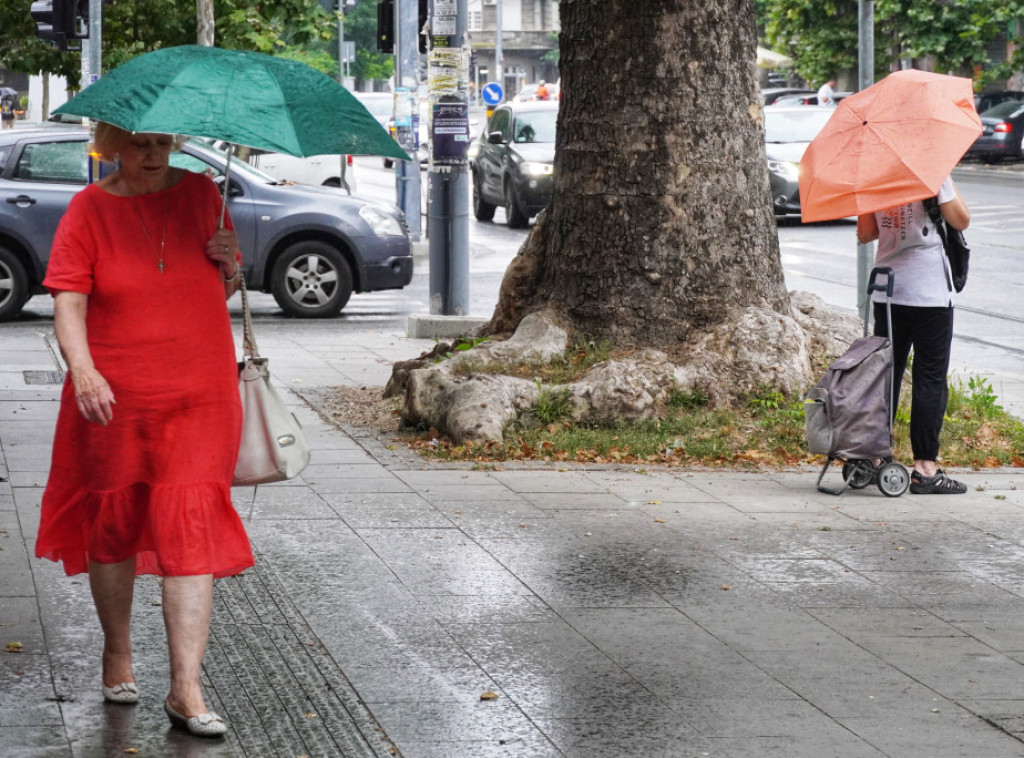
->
xmin=36 ymin=171 xmax=254 ymax=578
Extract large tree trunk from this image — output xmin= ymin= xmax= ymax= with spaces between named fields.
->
xmin=489 ymin=0 xmax=789 ymax=346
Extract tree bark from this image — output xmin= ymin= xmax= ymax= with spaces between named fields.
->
xmin=197 ymin=0 xmax=215 ymax=46
xmin=489 ymin=0 xmax=789 ymax=347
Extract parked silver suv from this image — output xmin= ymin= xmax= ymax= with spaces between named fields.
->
xmin=0 ymin=126 xmax=413 ymax=320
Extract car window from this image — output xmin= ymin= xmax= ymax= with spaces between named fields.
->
xmin=181 ymin=139 xmax=278 ymax=183
xmin=512 ymin=110 xmax=556 ymax=143
xmin=12 ymin=140 xmax=88 ymax=184
xmin=764 ymin=109 xmax=834 ymax=143
xmin=982 ymin=100 xmax=1024 ymax=118
xmin=169 ymin=151 xmax=222 ymax=179
xmin=0 ymin=144 xmax=11 ymax=173
xmin=488 ymin=109 xmax=511 ymax=140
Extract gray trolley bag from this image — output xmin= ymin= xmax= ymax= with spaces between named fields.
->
xmin=804 ymin=267 xmax=910 ymax=497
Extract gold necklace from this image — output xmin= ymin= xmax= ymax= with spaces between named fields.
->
xmin=132 ymin=202 xmax=167 ymax=274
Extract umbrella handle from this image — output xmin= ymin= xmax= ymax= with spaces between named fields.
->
xmin=219 ymin=144 xmax=234 ymax=229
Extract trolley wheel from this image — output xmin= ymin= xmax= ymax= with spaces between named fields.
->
xmin=842 ymin=460 xmax=875 ymax=490
xmin=877 ymin=462 xmax=910 ymax=498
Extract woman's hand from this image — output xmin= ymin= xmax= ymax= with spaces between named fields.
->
xmin=54 ymin=291 xmax=116 ymax=425
xmin=205 ymin=228 xmax=240 ymax=280
xmin=71 ymin=366 xmax=116 ymax=425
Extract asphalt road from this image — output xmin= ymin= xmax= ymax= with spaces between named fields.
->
xmin=13 ymin=159 xmax=1023 ymax=379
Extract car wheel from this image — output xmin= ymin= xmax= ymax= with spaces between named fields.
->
xmin=504 ymin=179 xmax=530 ymax=229
xmin=473 ymin=172 xmax=496 ymax=221
xmin=0 ymin=246 xmax=30 ymax=322
xmin=270 ymin=241 xmax=353 ymax=318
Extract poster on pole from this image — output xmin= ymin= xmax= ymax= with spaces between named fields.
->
xmin=430 ymin=101 xmax=470 ymax=167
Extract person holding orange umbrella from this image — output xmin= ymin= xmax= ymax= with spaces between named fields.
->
xmin=799 ymin=69 xmax=983 ymax=495
xmin=856 ymin=178 xmax=970 ymax=494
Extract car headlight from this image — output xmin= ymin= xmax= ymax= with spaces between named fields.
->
xmin=767 ymin=159 xmax=800 ymax=180
xmin=359 ymin=205 xmax=405 ymax=237
xmin=521 ymin=162 xmax=554 ymax=176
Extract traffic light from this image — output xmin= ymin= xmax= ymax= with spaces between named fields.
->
xmin=377 ymin=0 xmax=394 ymax=53
xmin=31 ymin=0 xmax=88 ymax=51
xmin=377 ymin=0 xmax=429 ymax=55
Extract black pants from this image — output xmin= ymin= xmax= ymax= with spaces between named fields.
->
xmin=873 ymin=303 xmax=954 ymax=462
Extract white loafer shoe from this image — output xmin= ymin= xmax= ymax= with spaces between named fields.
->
xmin=101 ymin=681 xmax=139 ymax=704
xmin=164 ymin=699 xmax=227 ymax=738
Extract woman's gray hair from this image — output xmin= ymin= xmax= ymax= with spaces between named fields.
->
xmin=91 ymin=121 xmax=186 ymax=162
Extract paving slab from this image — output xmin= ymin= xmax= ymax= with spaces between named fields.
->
xmin=4 ymin=320 xmax=1024 ymax=757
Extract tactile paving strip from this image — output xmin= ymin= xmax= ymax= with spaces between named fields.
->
xmin=205 ymin=555 xmax=399 ymax=757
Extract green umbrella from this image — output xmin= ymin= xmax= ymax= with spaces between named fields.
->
xmin=53 ymin=45 xmax=409 ymax=161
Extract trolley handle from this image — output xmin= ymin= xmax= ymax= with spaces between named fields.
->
xmin=868 ymin=267 xmax=895 ymax=298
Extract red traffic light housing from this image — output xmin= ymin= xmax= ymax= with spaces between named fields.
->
xmin=31 ymin=0 xmax=88 ymax=51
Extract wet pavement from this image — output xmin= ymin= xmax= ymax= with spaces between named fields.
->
xmin=3 ymin=317 xmax=1024 ymax=757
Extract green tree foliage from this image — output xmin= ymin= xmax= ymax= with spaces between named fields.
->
xmin=758 ymin=0 xmax=1024 ymax=87
xmin=0 ymin=0 xmax=336 ymax=83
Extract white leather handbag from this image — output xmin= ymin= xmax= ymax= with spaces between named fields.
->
xmin=232 ymin=277 xmax=310 ymax=486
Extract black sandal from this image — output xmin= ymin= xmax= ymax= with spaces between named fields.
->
xmin=909 ymin=469 xmax=967 ymax=495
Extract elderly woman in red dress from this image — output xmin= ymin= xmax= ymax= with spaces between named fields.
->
xmin=36 ymin=122 xmax=252 ymax=738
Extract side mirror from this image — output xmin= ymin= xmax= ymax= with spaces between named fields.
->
xmin=487 ymin=131 xmax=504 ymax=145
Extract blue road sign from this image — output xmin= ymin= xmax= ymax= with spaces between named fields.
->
xmin=481 ymin=82 xmax=503 ymax=106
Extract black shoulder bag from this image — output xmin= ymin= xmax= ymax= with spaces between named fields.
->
xmin=922 ymin=196 xmax=969 ymax=293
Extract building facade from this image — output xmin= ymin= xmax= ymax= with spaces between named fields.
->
xmin=467 ymin=0 xmax=559 ymax=101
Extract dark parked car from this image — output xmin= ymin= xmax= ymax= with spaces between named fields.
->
xmin=764 ymin=105 xmax=835 ymax=218
xmin=965 ymin=100 xmax=1024 ymax=162
xmin=0 ymin=126 xmax=412 ymax=321
xmin=974 ymin=90 xmax=1024 ymax=114
xmin=471 ymin=101 xmax=557 ymax=228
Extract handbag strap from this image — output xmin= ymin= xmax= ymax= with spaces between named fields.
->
xmin=239 ymin=274 xmax=261 ymax=359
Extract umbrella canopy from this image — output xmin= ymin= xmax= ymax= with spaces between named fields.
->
xmin=798 ymin=69 xmax=981 ymax=223
xmin=53 ymin=45 xmax=409 ymax=161
xmin=0 ymin=87 xmax=18 ymax=100
xmin=756 ymin=47 xmax=791 ymax=69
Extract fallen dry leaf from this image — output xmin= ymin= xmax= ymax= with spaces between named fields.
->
xmin=653 ymin=518 xmax=666 ymax=524
xmin=480 ymin=691 xmax=499 ymax=700
xmin=124 ymin=750 xmax=139 ymax=755
xmin=5 ymin=642 xmax=23 ymax=653
xmin=721 ymin=585 xmax=732 ymax=591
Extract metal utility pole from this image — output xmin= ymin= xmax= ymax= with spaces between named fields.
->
xmin=79 ymin=0 xmax=102 ymax=87
xmin=394 ymin=0 xmax=422 ymax=239
xmin=427 ymin=0 xmax=471 ymax=314
xmin=494 ymin=0 xmax=503 ymax=94
xmin=856 ymin=0 xmax=874 ymax=323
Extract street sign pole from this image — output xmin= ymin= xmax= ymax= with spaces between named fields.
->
xmin=857 ymin=0 xmax=875 ymax=324
xmin=395 ymin=0 xmax=422 ymax=239
xmin=427 ymin=0 xmax=471 ymax=315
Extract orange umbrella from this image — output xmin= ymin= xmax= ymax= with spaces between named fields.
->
xmin=798 ymin=69 xmax=981 ymax=223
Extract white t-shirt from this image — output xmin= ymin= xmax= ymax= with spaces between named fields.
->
xmin=870 ymin=177 xmax=957 ymax=307
xmin=817 ymin=83 xmax=835 ymax=105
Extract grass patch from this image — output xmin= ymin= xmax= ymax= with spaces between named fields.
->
xmin=404 ymin=373 xmax=1024 ymax=469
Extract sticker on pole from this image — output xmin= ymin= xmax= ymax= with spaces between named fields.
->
xmin=481 ymin=82 xmax=503 ymax=106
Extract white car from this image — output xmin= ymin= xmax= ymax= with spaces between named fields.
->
xmin=246 ymin=150 xmax=356 ymax=192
